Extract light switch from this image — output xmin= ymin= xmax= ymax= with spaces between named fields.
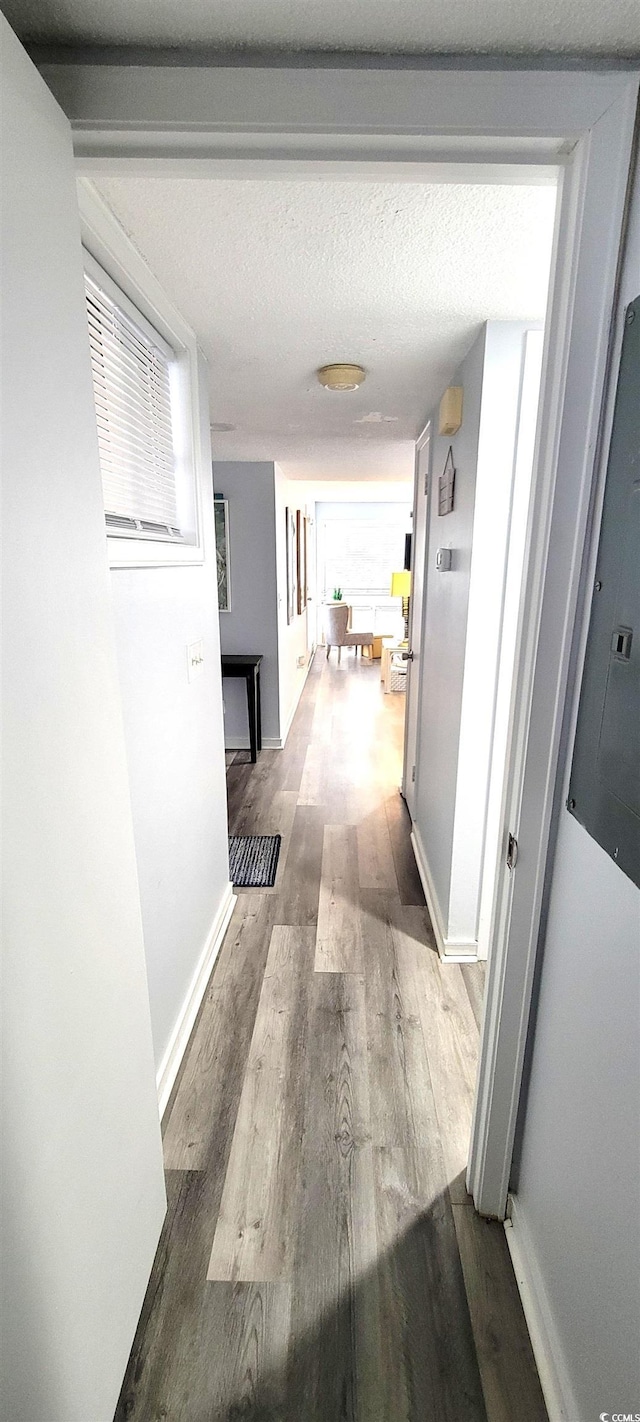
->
xmin=187 ymin=639 xmax=204 ymax=682
xmin=436 ymin=548 xmax=453 ymax=572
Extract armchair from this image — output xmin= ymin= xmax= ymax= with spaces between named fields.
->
xmin=324 ymin=603 xmax=374 ymax=663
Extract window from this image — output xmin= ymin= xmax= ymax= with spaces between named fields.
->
xmin=79 ymin=221 xmax=202 ymax=566
xmin=84 ymin=257 xmax=194 ymax=543
xmin=86 ymin=272 xmax=182 ymax=538
xmin=316 ymin=505 xmax=409 ymax=639
xmin=320 ymin=518 xmax=406 ymax=600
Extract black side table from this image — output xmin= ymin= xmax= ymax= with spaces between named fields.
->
xmin=221 ymin=654 xmax=263 ymax=763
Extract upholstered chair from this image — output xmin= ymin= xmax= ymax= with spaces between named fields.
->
xmin=324 ymin=603 xmax=374 ymax=662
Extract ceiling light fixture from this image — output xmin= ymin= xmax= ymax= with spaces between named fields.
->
xmin=317 ymin=363 xmax=366 ymax=392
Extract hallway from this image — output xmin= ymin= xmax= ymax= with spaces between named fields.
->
xmin=115 ymin=653 xmax=547 ymax=1421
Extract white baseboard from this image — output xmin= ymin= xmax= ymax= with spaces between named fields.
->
xmin=156 ymin=881 xmax=236 ymax=1119
xmin=280 ymin=645 xmax=316 ymax=749
xmin=410 ymin=826 xmax=478 ymax=962
xmin=505 ymin=1196 xmax=579 ymax=1422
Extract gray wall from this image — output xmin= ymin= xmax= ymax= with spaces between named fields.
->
xmin=214 ymin=461 xmax=280 ymax=745
xmin=413 ymin=329 xmax=485 ymax=915
xmin=512 ymin=153 xmax=640 ymax=1417
xmin=111 ymin=358 xmax=231 ymax=1077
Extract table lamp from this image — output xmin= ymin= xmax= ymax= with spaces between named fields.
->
xmin=390 ymin=569 xmax=412 ymax=644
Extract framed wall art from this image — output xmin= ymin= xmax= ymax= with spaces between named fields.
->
xmin=438 ymin=446 xmax=456 ymax=516
xmin=286 ymin=506 xmax=297 ymax=624
xmin=213 ymin=495 xmax=230 ymax=610
xmin=296 ymin=510 xmax=307 ymax=615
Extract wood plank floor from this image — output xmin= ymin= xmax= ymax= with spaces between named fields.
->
xmin=115 ymin=653 xmax=548 ymax=1422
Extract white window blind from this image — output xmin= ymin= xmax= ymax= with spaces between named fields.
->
xmin=85 ymin=274 xmax=182 ymax=536
xmin=321 ymin=519 xmax=406 ymax=596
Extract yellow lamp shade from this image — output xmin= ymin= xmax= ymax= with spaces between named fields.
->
xmin=390 ymin=570 xmax=411 ymax=598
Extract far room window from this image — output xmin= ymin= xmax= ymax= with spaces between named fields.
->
xmin=317 ymin=505 xmax=410 ymax=639
xmin=84 ymin=254 xmax=196 ymax=545
xmin=320 ymin=518 xmax=406 ymax=600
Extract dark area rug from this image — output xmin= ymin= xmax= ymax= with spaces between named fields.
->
xmin=228 ymin=834 xmax=281 ymax=888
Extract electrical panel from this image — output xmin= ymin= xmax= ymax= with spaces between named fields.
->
xmin=568 ymin=295 xmax=640 ymax=888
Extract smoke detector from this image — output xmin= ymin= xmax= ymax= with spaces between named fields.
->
xmin=317 ymin=363 xmax=366 ymax=392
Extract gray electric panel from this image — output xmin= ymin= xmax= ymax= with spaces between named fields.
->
xmin=568 ymin=294 xmax=640 ymax=888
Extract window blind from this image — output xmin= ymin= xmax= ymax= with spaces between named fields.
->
xmin=85 ymin=275 xmax=181 ymax=535
xmin=320 ymin=519 xmax=406 ymax=596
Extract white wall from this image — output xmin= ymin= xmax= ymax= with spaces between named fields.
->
xmin=293 ymin=480 xmax=413 ymax=503
xmin=413 ymin=323 xmax=540 ymax=952
xmin=214 ymin=461 xmax=281 ymax=746
xmin=413 ymin=329 xmax=485 ymax=935
xmin=111 ymin=357 xmax=231 ymax=1083
xmin=1 ymin=20 xmax=166 ymax=1420
xmin=476 ymin=329 xmax=544 ymax=961
xmin=449 ymin=322 xmax=539 ymax=944
xmin=510 ymin=153 xmax=640 ymax=1421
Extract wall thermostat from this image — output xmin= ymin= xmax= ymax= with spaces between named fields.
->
xmin=436 ymin=548 xmax=453 ymax=572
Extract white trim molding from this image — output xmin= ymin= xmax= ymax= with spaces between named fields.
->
xmin=468 ymin=79 xmax=638 ymax=1220
xmin=505 ymin=1196 xmax=580 ymax=1422
xmin=51 ymin=52 xmax=639 ymax=1234
xmin=39 ymin=64 xmax=634 ymax=177
xmin=156 ymin=881 xmax=235 ymax=1119
xmin=411 ymin=827 xmax=478 ymax=962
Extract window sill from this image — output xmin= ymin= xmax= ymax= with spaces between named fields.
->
xmin=107 ymin=535 xmax=205 ymax=570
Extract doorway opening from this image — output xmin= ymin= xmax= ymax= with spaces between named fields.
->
xmin=79 ymin=161 xmax=557 ymax=1151
xmin=46 ymin=51 xmax=636 ymax=1250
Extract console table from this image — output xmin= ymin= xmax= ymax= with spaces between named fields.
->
xmin=221 ymin=654 xmax=263 ymax=763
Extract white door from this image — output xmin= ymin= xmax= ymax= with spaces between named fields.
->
xmin=476 ymin=331 xmax=544 ymax=961
xmin=402 ymin=424 xmax=431 ymax=818
xmin=1 ymin=21 xmax=166 ymax=1421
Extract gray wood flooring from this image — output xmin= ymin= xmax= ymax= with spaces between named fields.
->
xmin=114 ymin=653 xmax=546 ymax=1422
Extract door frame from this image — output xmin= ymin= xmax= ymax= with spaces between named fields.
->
xmin=402 ymin=420 xmax=431 ymax=816
xmin=45 ymin=58 xmax=639 ymax=1219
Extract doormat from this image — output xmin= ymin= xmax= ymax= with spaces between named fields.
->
xmin=229 ymin=834 xmax=281 ymax=888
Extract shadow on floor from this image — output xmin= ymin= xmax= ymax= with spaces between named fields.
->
xmin=115 ymin=1177 xmax=491 ymax=1422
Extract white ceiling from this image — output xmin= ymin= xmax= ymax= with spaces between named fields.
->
xmin=7 ymin=0 xmax=640 ymax=54
xmin=91 ymin=176 xmax=557 ymax=480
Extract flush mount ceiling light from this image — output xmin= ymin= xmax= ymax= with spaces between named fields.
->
xmin=317 ymin=363 xmax=366 ymax=392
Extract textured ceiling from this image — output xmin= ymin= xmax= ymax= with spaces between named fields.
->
xmin=91 ymin=177 xmax=556 ymax=480
xmin=6 ymin=0 xmax=640 ymax=54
